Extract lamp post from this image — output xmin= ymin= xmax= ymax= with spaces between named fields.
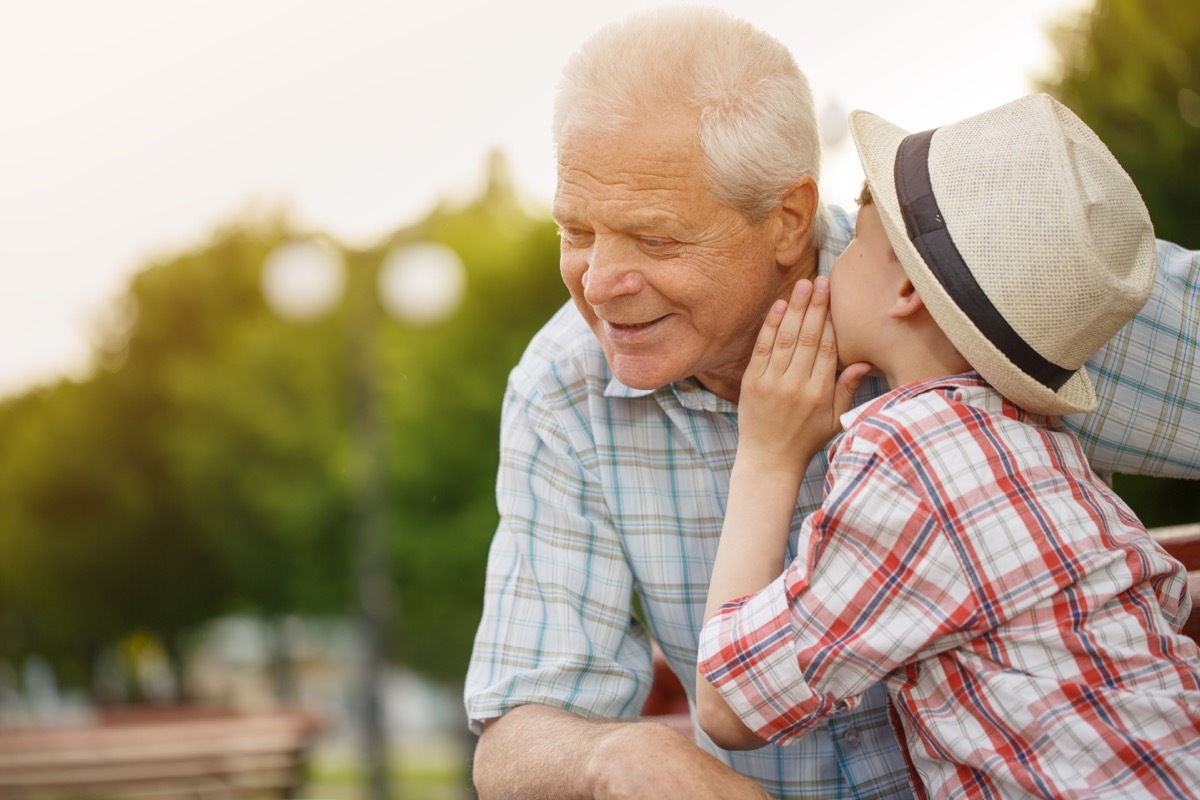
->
xmin=262 ymin=237 xmax=466 ymax=800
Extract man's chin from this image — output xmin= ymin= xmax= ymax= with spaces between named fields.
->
xmin=610 ymin=369 xmax=675 ymax=391
xmin=606 ymin=354 xmax=683 ymax=392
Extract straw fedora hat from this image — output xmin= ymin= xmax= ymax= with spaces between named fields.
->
xmin=848 ymin=94 xmax=1155 ymax=415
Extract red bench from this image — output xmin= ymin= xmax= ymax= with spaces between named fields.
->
xmin=0 ymin=708 xmax=320 ymax=800
xmin=642 ymin=642 xmax=692 ymax=738
xmin=1148 ymin=522 xmax=1200 ymax=643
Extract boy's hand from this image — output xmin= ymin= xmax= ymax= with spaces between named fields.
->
xmin=736 ymin=277 xmax=871 ymax=478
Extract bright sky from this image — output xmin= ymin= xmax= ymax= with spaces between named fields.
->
xmin=0 ymin=0 xmax=1089 ymax=398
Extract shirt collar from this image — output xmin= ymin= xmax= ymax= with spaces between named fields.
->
xmin=816 ymin=237 xmax=840 ymax=279
xmin=838 ymin=371 xmax=989 ymax=431
xmin=604 ymin=375 xmax=738 ymax=414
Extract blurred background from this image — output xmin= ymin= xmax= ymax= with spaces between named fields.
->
xmin=0 ymin=0 xmax=1197 ymax=797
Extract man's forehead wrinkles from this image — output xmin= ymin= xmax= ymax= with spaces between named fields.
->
xmin=553 ymin=194 xmax=687 ymax=230
xmin=561 ymin=162 xmax=691 ymax=192
xmin=555 ymin=174 xmax=693 ymax=223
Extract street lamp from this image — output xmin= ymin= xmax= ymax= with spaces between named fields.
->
xmin=378 ymin=242 xmax=467 ymax=325
xmin=261 ymin=236 xmax=466 ymax=800
xmin=261 ymin=238 xmax=345 ymax=323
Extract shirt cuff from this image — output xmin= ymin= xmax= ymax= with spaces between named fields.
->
xmin=697 ymin=578 xmax=825 ymax=745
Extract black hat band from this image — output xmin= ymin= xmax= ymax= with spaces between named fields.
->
xmin=893 ymin=128 xmax=1073 ymax=392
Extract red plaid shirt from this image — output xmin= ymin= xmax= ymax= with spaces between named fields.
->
xmin=699 ymin=375 xmax=1200 ymax=799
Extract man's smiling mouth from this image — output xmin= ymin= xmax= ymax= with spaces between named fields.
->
xmin=602 ymin=315 xmax=671 ymax=340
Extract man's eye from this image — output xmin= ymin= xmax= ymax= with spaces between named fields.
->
xmin=641 ymin=237 xmax=676 ymax=251
xmin=558 ymin=227 xmax=592 ymax=244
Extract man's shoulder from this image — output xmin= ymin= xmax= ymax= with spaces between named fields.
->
xmin=824 ymin=203 xmax=855 ymax=241
xmin=510 ymin=300 xmax=612 ymax=403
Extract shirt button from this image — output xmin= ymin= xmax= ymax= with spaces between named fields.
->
xmin=842 ymin=728 xmax=860 ymax=747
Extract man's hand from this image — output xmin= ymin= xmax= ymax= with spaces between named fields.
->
xmin=474 ymin=704 xmax=768 ymax=799
xmin=737 ymin=276 xmax=871 ymax=478
xmin=586 ymin=719 xmax=770 ymax=799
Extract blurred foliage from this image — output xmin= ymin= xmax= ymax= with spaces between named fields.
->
xmin=1041 ymin=0 xmax=1200 ymax=527
xmin=0 ymin=154 xmax=566 ymax=691
xmin=1042 ymin=0 xmax=1200 ymax=250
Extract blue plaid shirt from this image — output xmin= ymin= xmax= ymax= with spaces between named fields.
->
xmin=464 ymin=206 xmax=1200 ymax=800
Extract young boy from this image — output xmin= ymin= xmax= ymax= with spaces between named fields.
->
xmin=694 ymin=94 xmax=1200 ymax=798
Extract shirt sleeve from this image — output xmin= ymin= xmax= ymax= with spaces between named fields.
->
xmin=463 ymin=366 xmax=652 ymax=733
xmin=1068 ymin=239 xmax=1200 ymax=477
xmin=698 ymin=440 xmax=980 ymax=746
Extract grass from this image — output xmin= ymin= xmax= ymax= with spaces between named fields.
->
xmin=297 ymin=740 xmax=473 ymax=800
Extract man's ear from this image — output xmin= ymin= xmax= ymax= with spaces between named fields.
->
xmin=774 ymin=174 xmax=818 ymax=266
xmin=888 ymin=278 xmax=926 ymax=319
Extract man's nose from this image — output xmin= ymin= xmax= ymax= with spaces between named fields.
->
xmin=581 ymin=240 xmax=643 ymax=305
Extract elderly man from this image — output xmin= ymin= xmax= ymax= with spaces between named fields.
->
xmin=465 ymin=8 xmax=1200 ymax=799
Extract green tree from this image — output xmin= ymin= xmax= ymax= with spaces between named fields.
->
xmin=1042 ymin=0 xmax=1200 ymax=249
xmin=0 ymin=373 xmax=228 ymax=695
xmin=1041 ymin=0 xmax=1200 ymax=527
xmin=377 ymin=181 xmax=565 ymax=681
xmin=0 ymin=157 xmax=566 ymax=692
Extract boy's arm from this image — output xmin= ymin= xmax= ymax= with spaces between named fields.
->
xmin=695 ymin=461 xmax=807 ymax=750
xmin=694 ymin=278 xmax=868 ymax=750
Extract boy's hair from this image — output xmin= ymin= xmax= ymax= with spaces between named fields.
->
xmin=856 ymin=181 xmax=874 ymax=207
xmin=554 ymin=6 xmax=829 ymax=245
xmin=853 ymin=180 xmax=898 ymax=262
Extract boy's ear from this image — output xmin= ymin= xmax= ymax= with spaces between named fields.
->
xmin=888 ymin=278 xmax=926 ymax=319
xmin=773 ymin=175 xmax=818 ymax=266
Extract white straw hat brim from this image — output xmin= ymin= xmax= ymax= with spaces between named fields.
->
xmin=848 ymin=107 xmax=1108 ymax=416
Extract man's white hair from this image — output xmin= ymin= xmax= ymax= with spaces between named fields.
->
xmin=553 ymin=6 xmax=829 ymax=247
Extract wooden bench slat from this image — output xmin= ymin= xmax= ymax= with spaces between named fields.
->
xmin=0 ymin=712 xmax=315 ymax=750
xmin=0 ymin=733 xmax=306 ymax=768
xmin=0 ymin=761 xmax=294 ymax=790
xmin=0 ymin=711 xmax=317 ymax=799
xmin=0 ymin=747 xmax=306 ymax=776
xmin=1148 ymin=523 xmax=1200 ymax=643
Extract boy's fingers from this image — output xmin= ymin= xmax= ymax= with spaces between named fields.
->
xmin=834 ymin=362 xmax=872 ymax=418
xmin=749 ymin=299 xmax=788 ymax=376
xmin=791 ymin=276 xmax=829 ymax=376
xmin=814 ymin=312 xmax=839 ymax=383
xmin=770 ymin=280 xmax=812 ymax=373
